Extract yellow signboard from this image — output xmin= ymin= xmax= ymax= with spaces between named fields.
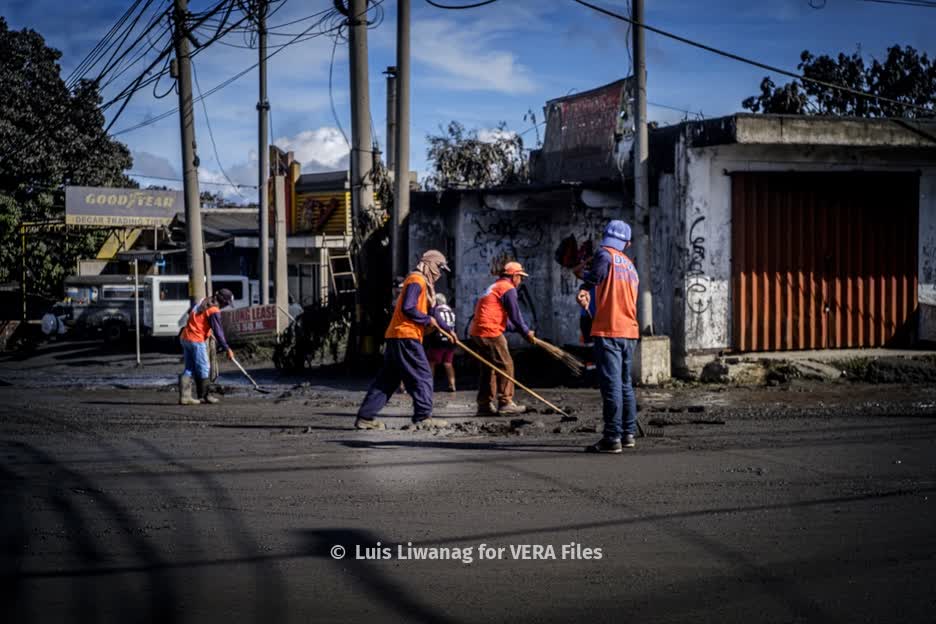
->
xmin=292 ymin=191 xmax=351 ymax=235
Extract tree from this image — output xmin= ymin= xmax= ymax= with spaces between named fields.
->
xmin=0 ymin=17 xmax=135 ymax=301
xmin=742 ymin=45 xmax=936 ymax=118
xmin=424 ymin=121 xmax=528 ymax=190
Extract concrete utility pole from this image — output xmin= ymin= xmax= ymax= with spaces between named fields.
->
xmin=348 ymin=0 xmax=376 ymax=228
xmin=385 ymin=65 xmax=399 ymax=272
xmin=257 ymin=0 xmax=270 ymax=304
xmin=632 ymin=0 xmax=653 ymax=335
xmin=273 ymin=174 xmax=288 ymax=334
xmin=385 ymin=67 xmax=397 ymax=173
xmin=393 ymin=0 xmax=410 ymax=278
xmin=172 ymin=0 xmax=206 ymax=302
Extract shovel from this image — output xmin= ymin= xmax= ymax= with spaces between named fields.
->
xmin=230 ymin=356 xmax=271 ymax=394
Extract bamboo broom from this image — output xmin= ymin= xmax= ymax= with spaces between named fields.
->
xmin=532 ymin=337 xmax=586 ymax=377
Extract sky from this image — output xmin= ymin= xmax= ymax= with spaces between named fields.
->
xmin=4 ymin=0 xmax=935 ymax=202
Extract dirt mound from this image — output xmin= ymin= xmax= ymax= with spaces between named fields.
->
xmin=863 ymin=357 xmax=936 ymax=384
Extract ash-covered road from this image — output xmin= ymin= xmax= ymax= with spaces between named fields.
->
xmin=2 ymin=344 xmax=935 ymax=623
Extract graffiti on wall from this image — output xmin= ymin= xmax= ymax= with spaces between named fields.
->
xmin=463 ymin=210 xmax=545 ymax=331
xmin=686 ymin=216 xmax=709 ymax=314
xmin=466 ymin=212 xmax=546 ymax=267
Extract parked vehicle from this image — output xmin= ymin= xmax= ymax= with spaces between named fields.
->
xmin=141 ymin=275 xmax=250 ymax=337
xmin=43 ymin=275 xmax=140 ymax=343
xmin=44 ymin=274 xmax=252 ymax=341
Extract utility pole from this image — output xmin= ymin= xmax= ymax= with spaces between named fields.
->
xmin=348 ymin=0 xmax=376 ymax=228
xmin=257 ymin=0 xmax=270 ymax=304
xmin=632 ymin=0 xmax=652 ymax=335
xmin=172 ymin=0 xmax=206 ymax=302
xmin=273 ymin=173 xmax=288 ymax=334
xmin=393 ymin=0 xmax=410 ymax=278
xmin=385 ymin=65 xmax=399 ymax=272
xmin=385 ymin=66 xmax=397 ymax=173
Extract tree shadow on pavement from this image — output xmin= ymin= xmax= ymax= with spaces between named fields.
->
xmin=0 ymin=439 xmax=180 ymax=624
xmin=298 ymin=528 xmax=462 ymax=624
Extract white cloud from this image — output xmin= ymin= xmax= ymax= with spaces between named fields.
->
xmin=478 ymin=128 xmax=517 ymax=143
xmin=130 ymin=151 xmax=178 ymax=179
xmin=273 ymin=127 xmax=351 ymax=173
xmin=412 ymin=18 xmax=538 ymax=94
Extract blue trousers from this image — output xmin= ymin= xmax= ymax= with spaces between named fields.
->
xmin=181 ymin=339 xmax=210 ymax=380
xmin=594 ymin=337 xmax=638 ymax=439
xmin=357 ymin=338 xmax=433 ymax=422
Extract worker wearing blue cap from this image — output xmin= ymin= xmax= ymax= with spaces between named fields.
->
xmin=576 ymin=220 xmax=640 ymax=453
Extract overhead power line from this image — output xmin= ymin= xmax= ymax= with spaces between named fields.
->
xmin=112 ymin=0 xmax=385 ymax=137
xmin=192 ymin=61 xmax=246 ymax=197
xmin=573 ymin=0 xmax=935 ymax=116
xmin=424 ymin=0 xmax=500 ymax=8
xmin=854 ymin=0 xmax=936 ymax=8
xmin=127 ymin=172 xmax=258 ymax=188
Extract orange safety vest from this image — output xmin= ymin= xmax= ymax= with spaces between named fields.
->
xmin=469 ymin=278 xmax=515 ymax=338
xmin=180 ymin=302 xmax=220 ymax=343
xmin=590 ymin=247 xmax=639 ymax=339
xmin=385 ymin=272 xmax=429 ymax=341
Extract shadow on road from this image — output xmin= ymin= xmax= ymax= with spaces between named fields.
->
xmin=299 ymin=528 xmax=462 ymax=624
xmin=0 ymin=438 xmax=292 ymax=624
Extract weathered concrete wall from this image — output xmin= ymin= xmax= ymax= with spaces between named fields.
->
xmin=435 ymin=190 xmax=625 ymax=348
xmin=919 ymin=173 xmax=936 ymax=344
xmin=407 ymin=198 xmax=457 ymax=305
xmin=671 ymin=138 xmax=936 ymax=355
xmin=651 ymin=173 xmax=679 ymax=340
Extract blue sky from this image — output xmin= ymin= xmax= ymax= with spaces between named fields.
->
xmin=4 ymin=0 xmax=934 ymax=201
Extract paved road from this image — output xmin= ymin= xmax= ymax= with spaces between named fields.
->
xmin=2 ymin=380 xmax=935 ymax=623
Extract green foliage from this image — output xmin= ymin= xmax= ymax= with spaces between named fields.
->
xmin=742 ymin=45 xmax=936 ymax=118
xmin=0 ymin=17 xmax=135 ymax=300
xmin=424 ymin=121 xmax=528 ymax=190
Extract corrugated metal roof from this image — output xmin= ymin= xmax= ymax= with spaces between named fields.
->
xmin=296 ymin=170 xmax=348 ymax=194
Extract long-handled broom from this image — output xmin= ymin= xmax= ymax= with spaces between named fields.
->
xmin=438 ymin=329 xmax=570 ymax=418
xmin=532 ymin=337 xmax=586 ymax=377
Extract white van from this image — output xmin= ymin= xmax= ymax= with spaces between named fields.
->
xmin=142 ymin=275 xmax=250 ymax=337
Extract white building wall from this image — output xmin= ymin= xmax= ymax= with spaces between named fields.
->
xmin=674 ymin=141 xmax=936 ymax=353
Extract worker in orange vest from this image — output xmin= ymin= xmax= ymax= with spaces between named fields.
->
xmin=577 ymin=220 xmax=639 ymax=453
xmin=469 ymin=261 xmax=535 ymax=415
xmin=354 ymin=250 xmax=452 ymax=430
xmin=179 ymin=288 xmax=236 ymax=405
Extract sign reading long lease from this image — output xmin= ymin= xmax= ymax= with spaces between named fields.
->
xmin=221 ymin=304 xmax=277 ymax=342
xmin=65 ymin=186 xmax=182 ymax=226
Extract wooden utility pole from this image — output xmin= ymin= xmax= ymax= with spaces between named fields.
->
xmin=257 ymin=0 xmax=270 ymax=304
xmin=172 ymin=0 xmax=206 ymax=302
xmin=632 ymin=0 xmax=653 ymax=334
xmin=393 ymin=0 xmax=410 ymax=279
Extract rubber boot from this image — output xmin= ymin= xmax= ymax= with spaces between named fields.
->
xmin=178 ymin=375 xmax=200 ymax=405
xmin=195 ymin=377 xmax=220 ymax=404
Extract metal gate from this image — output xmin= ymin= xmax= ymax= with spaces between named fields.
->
xmin=731 ymin=172 xmax=918 ymax=351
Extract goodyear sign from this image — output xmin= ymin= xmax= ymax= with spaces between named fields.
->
xmin=65 ymin=186 xmax=181 ymax=226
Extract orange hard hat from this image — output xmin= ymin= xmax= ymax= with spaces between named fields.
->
xmin=503 ymin=261 xmax=529 ymax=277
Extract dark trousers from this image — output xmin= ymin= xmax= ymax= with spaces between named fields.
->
xmin=472 ymin=334 xmax=514 ymax=408
xmin=357 ymin=338 xmax=433 ymax=422
xmin=594 ymin=337 xmax=638 ymax=439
